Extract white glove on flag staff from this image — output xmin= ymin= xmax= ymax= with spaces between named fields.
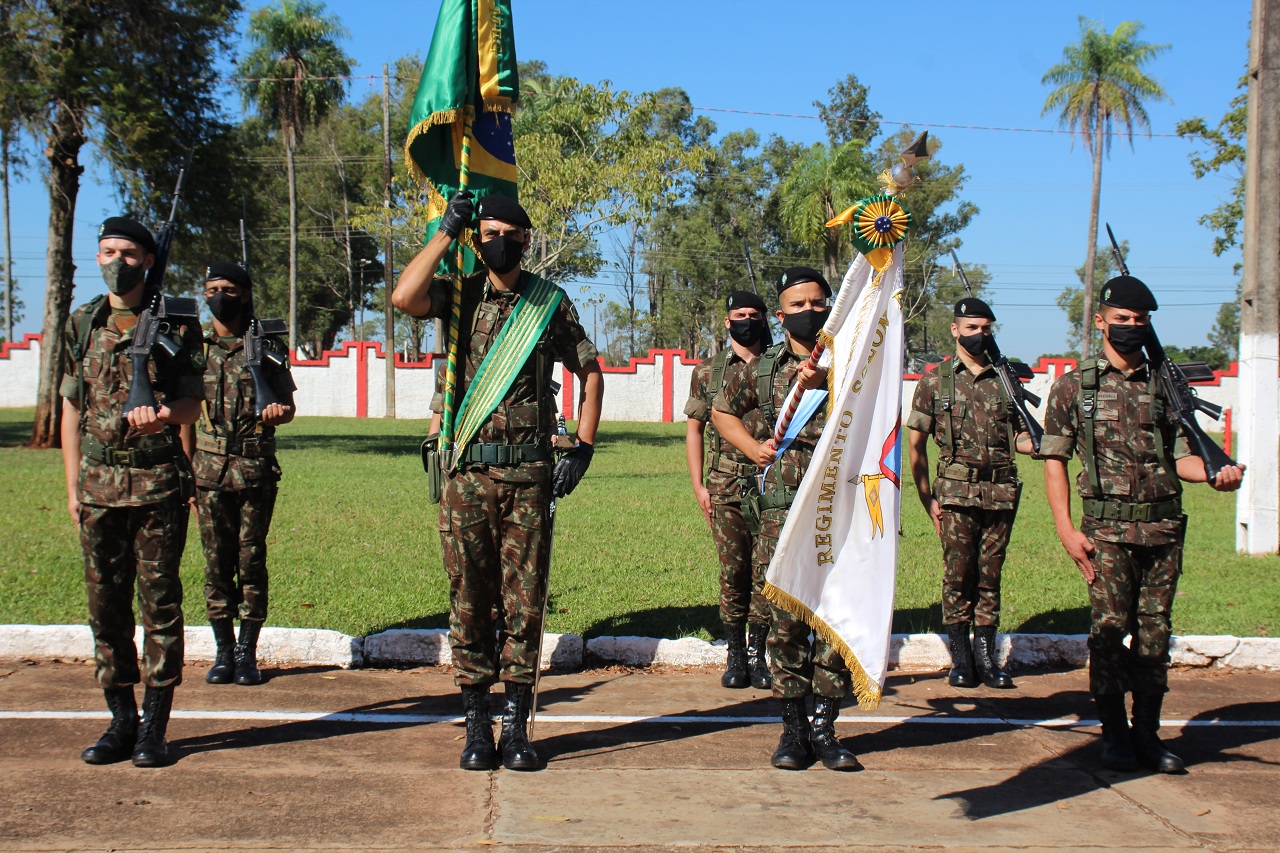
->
xmin=763 ymin=244 xmax=905 ymax=710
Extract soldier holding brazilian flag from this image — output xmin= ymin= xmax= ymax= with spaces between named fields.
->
xmin=391 ymin=0 xmax=603 ymax=772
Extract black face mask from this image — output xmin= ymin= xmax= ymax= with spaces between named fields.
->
xmin=728 ymin=317 xmax=766 ymax=347
xmin=100 ymin=257 xmax=146 ymax=296
xmin=957 ymin=332 xmax=987 ymax=358
xmin=1106 ymin=322 xmax=1148 ymax=355
xmin=206 ymin=292 xmax=244 ymax=325
xmin=479 ymin=233 xmax=525 ymax=275
xmin=781 ymin=308 xmax=829 ymax=343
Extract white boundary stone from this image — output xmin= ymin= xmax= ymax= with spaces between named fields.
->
xmin=2 ymin=626 xmax=1277 ymax=672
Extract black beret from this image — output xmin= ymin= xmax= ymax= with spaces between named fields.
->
xmin=954 ymin=298 xmax=995 ymax=322
xmin=777 ymin=266 xmax=831 ymax=297
xmin=475 ymin=193 xmax=532 ymax=229
xmin=1099 ymin=275 xmax=1158 ymax=312
xmin=98 ymin=216 xmax=157 ymax=255
xmin=726 ymin=290 xmax=766 ymax=312
xmin=205 ymin=261 xmax=252 ymax=290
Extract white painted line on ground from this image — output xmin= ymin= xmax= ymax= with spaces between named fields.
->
xmin=2 ymin=710 xmax=1279 ymax=728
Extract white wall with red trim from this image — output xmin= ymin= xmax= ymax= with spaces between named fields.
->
xmin=0 ymin=335 xmax=1240 ymax=438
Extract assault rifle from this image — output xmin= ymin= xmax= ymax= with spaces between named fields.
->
xmin=950 ymin=249 xmax=1044 ymax=453
xmin=123 ymin=170 xmax=197 ymax=416
xmin=244 ymin=318 xmax=290 ymax=418
xmin=1105 ymin=224 xmax=1237 ymax=482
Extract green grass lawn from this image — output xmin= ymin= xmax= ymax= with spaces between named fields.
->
xmin=1 ymin=408 xmax=1276 ymax=640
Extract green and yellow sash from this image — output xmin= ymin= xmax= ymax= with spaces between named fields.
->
xmin=451 ymin=274 xmax=563 ymax=467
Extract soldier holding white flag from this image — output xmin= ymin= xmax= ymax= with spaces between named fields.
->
xmin=712 ymin=267 xmax=861 ymax=772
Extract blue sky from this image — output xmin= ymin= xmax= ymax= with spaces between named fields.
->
xmin=5 ymin=0 xmax=1252 ymax=361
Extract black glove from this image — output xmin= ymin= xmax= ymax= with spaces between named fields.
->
xmin=552 ymin=441 xmax=594 ymax=498
xmin=438 ymin=190 xmax=474 ymax=239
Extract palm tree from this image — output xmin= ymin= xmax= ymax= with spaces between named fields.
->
xmin=777 ymin=142 xmax=876 ymax=284
xmin=238 ymin=0 xmax=352 ymax=352
xmin=1042 ymin=17 xmax=1168 ymax=359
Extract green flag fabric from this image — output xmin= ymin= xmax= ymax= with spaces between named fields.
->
xmin=405 ymin=0 xmax=519 ymax=273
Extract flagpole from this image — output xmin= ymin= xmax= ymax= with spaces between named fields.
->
xmin=439 ymin=115 xmax=475 ymax=461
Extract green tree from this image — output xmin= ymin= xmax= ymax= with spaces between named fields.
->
xmin=777 ymin=141 xmax=877 ymax=284
xmin=814 ymin=73 xmax=881 ymax=146
xmin=13 ymin=0 xmax=241 ymax=448
xmin=1042 ymin=17 xmax=1169 ymax=360
xmin=238 ymin=0 xmax=353 ymax=352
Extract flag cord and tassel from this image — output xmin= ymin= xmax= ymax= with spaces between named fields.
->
xmin=438 ymin=114 xmax=474 ymax=464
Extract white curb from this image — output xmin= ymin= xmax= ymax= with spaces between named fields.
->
xmin=2 ymin=626 xmax=1278 ymax=672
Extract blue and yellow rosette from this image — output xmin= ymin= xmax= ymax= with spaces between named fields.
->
xmin=827 ymin=193 xmax=913 ymax=272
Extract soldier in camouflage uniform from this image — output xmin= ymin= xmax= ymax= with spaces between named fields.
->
xmin=906 ymin=298 xmax=1033 ymax=690
xmin=393 ymin=192 xmax=603 ymax=772
xmin=685 ymin=289 xmax=770 ymax=690
xmin=1042 ymin=275 xmax=1243 ymax=774
xmin=180 ymin=262 xmax=296 ymax=688
xmin=60 ymin=217 xmax=204 ymax=768
xmin=713 ymin=266 xmax=859 ymax=772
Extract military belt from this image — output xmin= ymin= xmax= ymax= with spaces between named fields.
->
xmin=460 ymin=442 xmax=550 ymax=466
xmin=938 ymin=462 xmax=1017 ymax=484
xmin=712 ymin=456 xmax=757 ymax=479
xmin=80 ymin=436 xmax=176 ymax=468
xmin=1080 ymin=497 xmax=1182 ymax=523
xmin=758 ymin=485 xmax=798 ymax=512
xmin=196 ymin=433 xmax=277 ymax=459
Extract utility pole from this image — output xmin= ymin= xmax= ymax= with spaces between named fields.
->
xmin=383 ymin=63 xmax=397 ymax=418
xmin=1238 ymin=0 xmax=1280 ymax=553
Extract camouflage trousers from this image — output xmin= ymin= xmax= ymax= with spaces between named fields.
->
xmin=80 ymin=500 xmax=187 ymax=689
xmin=938 ymin=505 xmax=1016 ymax=627
xmin=197 ymin=481 xmax=278 ymax=623
xmin=711 ymin=494 xmax=768 ymax=626
xmin=1084 ymin=529 xmax=1184 ymax=696
xmin=439 ymin=467 xmax=551 ymax=687
xmin=756 ymin=507 xmax=851 ymax=701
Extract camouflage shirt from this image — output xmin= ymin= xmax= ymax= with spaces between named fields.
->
xmin=59 ymin=296 xmax=204 ymax=507
xmin=685 ymin=351 xmax=756 ymax=497
xmin=1041 ymin=358 xmax=1191 ymax=544
xmin=712 ymin=343 xmax=827 ymax=492
xmin=192 ymin=328 xmax=296 ymax=491
xmin=906 ymin=359 xmax=1019 ymax=510
xmin=428 ymin=271 xmax=597 ymax=461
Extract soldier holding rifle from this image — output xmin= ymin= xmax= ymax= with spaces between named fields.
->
xmin=60 ymin=215 xmax=203 ymax=768
xmin=180 ymin=261 xmax=296 ymax=688
xmin=1041 ymin=259 xmax=1244 ymax=774
xmin=393 ymin=192 xmax=603 ymax=772
xmin=907 ymin=290 xmax=1035 ymax=691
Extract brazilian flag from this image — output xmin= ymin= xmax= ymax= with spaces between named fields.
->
xmin=405 ymin=0 xmax=519 ymax=274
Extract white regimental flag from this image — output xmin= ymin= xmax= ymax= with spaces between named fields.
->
xmin=763 ymin=245 xmax=905 ymax=709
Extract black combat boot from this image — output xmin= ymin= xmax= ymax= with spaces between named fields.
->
xmin=131 ymin=685 xmax=175 ymax=768
xmin=81 ymin=687 xmax=139 ymax=765
xmin=946 ymin=622 xmax=979 ymax=688
xmin=810 ymin=696 xmax=861 ymax=771
xmin=459 ymin=684 xmax=498 ymax=771
xmin=1094 ymin=692 xmax=1138 ymax=772
xmin=498 ymin=682 xmax=540 ymax=771
xmin=234 ymin=620 xmax=263 ymax=686
xmin=770 ymin=697 xmax=814 ymax=770
xmin=747 ymin=622 xmax=772 ymax=690
xmin=721 ymin=622 xmax=749 ymax=689
xmin=1131 ymin=692 xmax=1185 ymax=774
xmin=206 ymin=618 xmax=236 ymax=685
xmin=972 ymin=625 xmax=1014 ymax=689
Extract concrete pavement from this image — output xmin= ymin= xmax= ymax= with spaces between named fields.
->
xmin=1 ymin=661 xmax=1278 ymax=852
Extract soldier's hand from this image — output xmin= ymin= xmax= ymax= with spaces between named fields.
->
xmin=926 ymin=498 xmax=943 ymax=537
xmin=261 ymin=403 xmax=293 ymax=426
xmin=694 ymin=484 xmax=713 ymax=526
xmin=796 ymin=361 xmax=827 ymax=390
xmin=552 ymin=441 xmax=594 ymax=498
xmin=127 ymin=405 xmax=168 ymax=435
xmin=753 ymin=438 xmax=777 ymax=467
xmin=1058 ymin=527 xmax=1096 ymax=584
xmin=1210 ymin=463 xmax=1245 ymax=492
xmin=67 ymin=496 xmax=81 ymax=528
xmin=438 ymin=190 xmax=475 ymax=239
